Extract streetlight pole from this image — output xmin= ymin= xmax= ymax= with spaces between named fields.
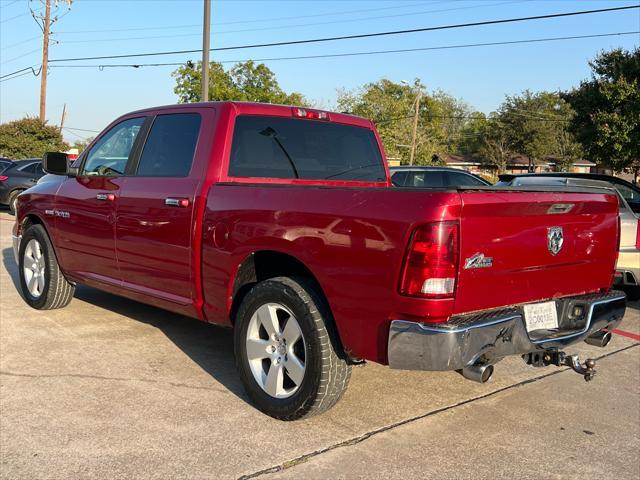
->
xmin=201 ymin=0 xmax=211 ymax=102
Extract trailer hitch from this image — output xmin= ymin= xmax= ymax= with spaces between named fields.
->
xmin=523 ymin=351 xmax=597 ymax=382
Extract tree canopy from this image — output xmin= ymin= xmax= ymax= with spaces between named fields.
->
xmin=172 ymin=60 xmax=306 ymax=106
xmin=491 ymin=90 xmax=581 ymax=171
xmin=337 ymin=79 xmax=474 ymax=165
xmin=563 ymin=47 xmax=639 ymax=175
xmin=0 ymin=117 xmax=68 ymax=159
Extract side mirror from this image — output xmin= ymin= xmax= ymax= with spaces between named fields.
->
xmin=43 ymin=152 xmax=71 ymax=176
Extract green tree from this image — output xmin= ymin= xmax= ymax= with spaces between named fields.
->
xmin=457 ymin=112 xmax=487 ymax=157
xmin=337 ymin=79 xmax=474 ymax=165
xmin=0 ymin=117 xmax=68 ymax=159
xmin=71 ymin=138 xmax=94 ymax=154
xmin=172 ymin=60 xmax=305 ymax=105
xmin=478 ymin=116 xmax=511 ymax=174
xmin=496 ymin=90 xmax=580 ymax=170
xmin=338 ymin=79 xmax=417 ymax=163
xmin=563 ymin=47 xmax=640 ymax=179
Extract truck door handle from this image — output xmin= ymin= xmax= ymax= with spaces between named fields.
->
xmin=96 ymin=193 xmax=115 ymax=201
xmin=165 ymin=198 xmax=190 ymax=208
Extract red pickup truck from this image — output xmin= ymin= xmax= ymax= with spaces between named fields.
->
xmin=12 ymin=102 xmax=626 ymax=420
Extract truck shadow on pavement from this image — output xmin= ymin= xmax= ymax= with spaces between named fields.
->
xmin=2 ymin=247 xmax=249 ymax=404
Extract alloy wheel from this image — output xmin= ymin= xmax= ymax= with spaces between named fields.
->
xmin=23 ymin=239 xmax=46 ymax=298
xmin=245 ymin=302 xmax=306 ymax=399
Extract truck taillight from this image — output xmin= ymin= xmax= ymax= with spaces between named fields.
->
xmin=292 ymin=107 xmax=329 ymax=120
xmin=0 ymin=175 xmax=8 ymax=181
xmin=399 ymin=221 xmax=459 ymax=298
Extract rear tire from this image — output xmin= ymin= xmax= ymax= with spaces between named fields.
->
xmin=18 ymin=224 xmax=75 ymax=310
xmin=8 ymin=189 xmax=23 ymax=215
xmin=234 ymin=276 xmax=351 ymax=420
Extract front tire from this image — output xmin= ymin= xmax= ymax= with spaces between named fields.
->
xmin=18 ymin=224 xmax=75 ymax=310
xmin=234 ymin=276 xmax=351 ymax=420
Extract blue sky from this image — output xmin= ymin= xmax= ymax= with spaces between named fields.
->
xmin=1 ymin=0 xmax=639 ymax=143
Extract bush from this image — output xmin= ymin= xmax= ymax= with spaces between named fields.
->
xmin=0 ymin=117 xmax=68 ymax=159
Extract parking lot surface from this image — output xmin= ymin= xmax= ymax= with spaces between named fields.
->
xmin=1 ymin=210 xmax=638 ymax=479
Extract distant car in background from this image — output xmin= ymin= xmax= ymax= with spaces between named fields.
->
xmin=390 ymin=166 xmax=491 ymax=188
xmin=0 ymin=158 xmax=14 ymax=173
xmin=0 ymin=159 xmax=46 ymax=215
xmin=497 ymin=172 xmax=640 ymax=300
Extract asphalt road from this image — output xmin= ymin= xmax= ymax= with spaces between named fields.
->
xmin=1 ymin=210 xmax=638 ymax=480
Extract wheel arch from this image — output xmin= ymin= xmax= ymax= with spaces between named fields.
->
xmin=229 ymin=250 xmax=349 ymax=361
xmin=19 ymin=214 xmax=67 ymax=274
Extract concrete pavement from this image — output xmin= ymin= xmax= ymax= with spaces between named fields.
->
xmin=1 ymin=211 xmax=638 ymax=479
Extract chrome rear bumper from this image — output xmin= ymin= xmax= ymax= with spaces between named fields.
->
xmin=388 ymin=291 xmax=626 ymax=371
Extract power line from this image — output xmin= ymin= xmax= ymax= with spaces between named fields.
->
xmin=54 ymin=1 xmax=433 ymax=34
xmin=0 ymin=11 xmax=28 ymax=24
xmin=55 ymin=1 xmax=523 ymax=44
xmin=42 ymin=31 xmax=640 ymax=71
xmin=374 ymin=112 xmax=572 ymax=125
xmin=1 ymin=35 xmax=41 ymax=51
xmin=0 ymin=47 xmax=41 ymax=66
xmin=42 ymin=5 xmax=638 ymax=65
xmin=61 ymin=128 xmax=87 ymax=141
xmin=63 ymin=126 xmax=100 ymax=133
xmin=0 ymin=65 xmax=41 ymax=80
xmin=0 ymin=70 xmax=33 ymax=83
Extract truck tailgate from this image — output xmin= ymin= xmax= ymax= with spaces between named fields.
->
xmin=454 ymin=190 xmax=619 ymax=314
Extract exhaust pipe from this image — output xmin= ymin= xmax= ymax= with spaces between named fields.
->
xmin=584 ymin=330 xmax=612 ymax=348
xmin=461 ymin=364 xmax=494 ymax=384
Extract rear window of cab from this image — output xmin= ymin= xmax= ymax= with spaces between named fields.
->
xmin=228 ymin=115 xmax=386 ymax=182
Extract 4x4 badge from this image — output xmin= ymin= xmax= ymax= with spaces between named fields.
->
xmin=548 ymin=226 xmax=563 ymax=255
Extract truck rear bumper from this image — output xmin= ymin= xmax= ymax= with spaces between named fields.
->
xmin=388 ymin=291 xmax=626 ymax=371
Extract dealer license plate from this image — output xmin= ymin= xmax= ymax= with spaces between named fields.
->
xmin=523 ymin=301 xmax=559 ymax=332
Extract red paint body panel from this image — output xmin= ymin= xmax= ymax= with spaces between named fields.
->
xmin=201 ymin=185 xmax=462 ymax=362
xmin=13 ymin=101 xmax=621 ymax=366
xmin=454 ymin=191 xmax=619 ymax=314
xmin=53 ymin=176 xmax=123 ymax=282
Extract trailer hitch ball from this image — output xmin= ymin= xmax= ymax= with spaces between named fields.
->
xmin=524 ymin=351 xmax=597 ymax=381
xmin=563 ymin=354 xmax=597 ymax=382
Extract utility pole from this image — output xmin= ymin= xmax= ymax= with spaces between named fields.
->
xmin=39 ymin=0 xmax=51 ymax=123
xmin=201 ymin=0 xmax=211 ymax=102
xmin=59 ymin=103 xmax=66 ymax=133
xmin=409 ymin=89 xmax=421 ymax=166
xmin=32 ymin=0 xmax=73 ymax=123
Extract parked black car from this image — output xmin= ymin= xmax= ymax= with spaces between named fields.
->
xmin=390 ymin=166 xmax=491 ymax=188
xmin=0 ymin=158 xmax=13 ymax=173
xmin=0 ymin=159 xmax=46 ymax=214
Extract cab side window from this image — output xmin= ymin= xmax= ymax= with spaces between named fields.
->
xmin=136 ymin=113 xmax=201 ymax=177
xmin=82 ymin=117 xmax=145 ymax=176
